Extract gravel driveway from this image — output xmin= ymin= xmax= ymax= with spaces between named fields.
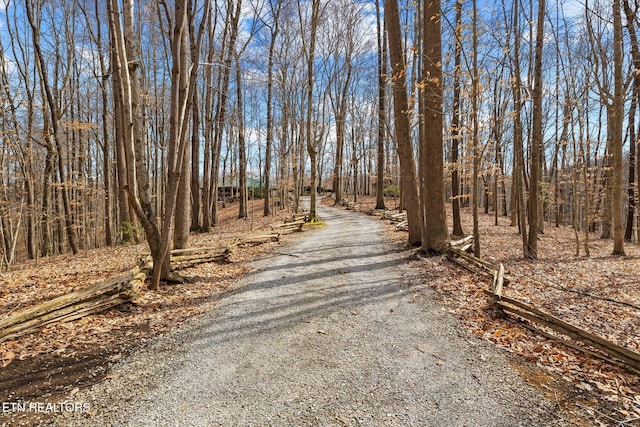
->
xmin=52 ymin=201 xmax=558 ymax=426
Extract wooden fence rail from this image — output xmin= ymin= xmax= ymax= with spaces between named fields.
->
xmin=446 ymin=238 xmax=640 ymax=375
xmin=0 ymin=256 xmax=152 ymax=343
xmin=0 ymin=226 xmax=299 ymax=344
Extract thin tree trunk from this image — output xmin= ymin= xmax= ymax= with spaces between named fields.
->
xmin=236 ymin=55 xmax=248 ymax=219
xmin=471 ymin=0 xmax=480 ymax=257
xmin=512 ymin=0 xmax=528 ymax=255
xmin=451 ymin=0 xmax=464 ymax=237
xmin=264 ymin=2 xmax=280 ymax=217
xmin=211 ymin=0 xmax=241 ymax=226
xmin=25 ymin=0 xmax=79 ymax=255
xmin=190 ymin=90 xmax=201 ymax=232
xmin=374 ymin=0 xmax=386 ymax=210
xmin=625 ymin=97 xmax=636 ymax=241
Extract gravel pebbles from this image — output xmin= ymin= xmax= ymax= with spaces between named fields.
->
xmin=48 ymin=202 xmax=561 ymax=426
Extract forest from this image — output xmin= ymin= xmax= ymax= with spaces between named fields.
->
xmin=0 ymin=0 xmax=637 ymax=277
xmin=0 ymin=0 xmax=640 ymax=423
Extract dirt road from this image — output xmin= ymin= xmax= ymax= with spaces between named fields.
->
xmin=53 ymin=202 xmax=558 ymax=426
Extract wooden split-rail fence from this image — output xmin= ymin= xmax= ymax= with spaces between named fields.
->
xmin=0 ymin=219 xmax=306 ymax=344
xmin=447 ymin=237 xmax=640 ymax=375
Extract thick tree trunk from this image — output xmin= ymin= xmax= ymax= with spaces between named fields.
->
xmin=385 ymin=0 xmax=421 ymax=246
xmin=421 ymin=0 xmax=448 ymax=253
xmin=612 ymin=0 xmax=625 ymax=255
xmin=527 ymin=0 xmax=545 ymax=259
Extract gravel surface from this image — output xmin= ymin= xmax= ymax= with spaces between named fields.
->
xmin=50 ymin=202 xmax=560 ymax=426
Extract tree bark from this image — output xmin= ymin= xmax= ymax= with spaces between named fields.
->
xmin=300 ymin=0 xmax=321 ymax=222
xmin=25 ymin=0 xmax=79 ymax=256
xmin=623 ymin=0 xmax=640 ymax=242
xmin=264 ymin=1 xmax=280 ymax=217
xmin=385 ymin=0 xmax=421 ymax=246
xmin=451 ymin=0 xmax=464 ymax=237
xmin=511 ymin=0 xmax=529 ymax=256
xmin=374 ymin=0 xmax=386 ymax=211
xmin=625 ymin=97 xmax=636 ymax=242
xmin=471 ymin=0 xmax=480 ymax=257
xmin=421 ymin=0 xmax=448 ymax=253
xmin=236 ymin=55 xmax=248 ymax=220
xmin=612 ymin=0 xmax=625 ymax=255
xmin=527 ymin=0 xmax=545 ymax=259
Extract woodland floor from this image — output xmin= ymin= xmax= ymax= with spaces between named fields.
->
xmin=0 ymin=200 xmax=297 ymax=426
xmin=0 ymin=195 xmax=638 ymax=425
xmin=325 ymin=195 xmax=640 ymax=425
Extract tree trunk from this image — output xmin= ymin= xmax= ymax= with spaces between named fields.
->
xmin=374 ymin=0 xmax=386 ymax=210
xmin=108 ymin=0 xmax=164 ymax=288
xmin=264 ymin=4 xmax=279 ymax=217
xmin=471 ymin=0 xmax=480 ymax=257
xmin=211 ymin=0 xmax=241 ymax=226
xmin=511 ymin=0 xmax=528 ymax=256
xmin=25 ymin=0 xmax=79 ymax=256
xmin=385 ymin=0 xmax=421 ymax=245
xmin=625 ymin=97 xmax=636 ymax=242
xmin=300 ymin=0 xmax=321 ymax=222
xmin=612 ymin=0 xmax=625 ymax=255
xmin=174 ymin=123 xmax=192 ymax=249
xmin=451 ymin=0 xmax=464 ymax=237
xmin=527 ymin=0 xmax=545 ymax=259
xmin=190 ymin=90 xmax=201 ymax=232
xmin=623 ymin=0 xmax=640 ymax=242
xmin=236 ymin=55 xmax=248 ymax=220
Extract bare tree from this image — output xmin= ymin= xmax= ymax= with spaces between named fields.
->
xmin=420 ymin=0 xmax=447 ymax=253
xmin=25 ymin=0 xmax=79 ymax=255
xmin=384 ymin=0 xmax=421 ymax=245
xmin=262 ymin=0 xmax=283 ymax=216
xmin=298 ymin=0 xmax=322 ymax=221
xmin=374 ymin=0 xmax=386 ymax=211
xmin=611 ymin=0 xmax=625 ymax=255
xmin=450 ymin=0 xmax=464 ymax=237
xmin=526 ymin=0 xmax=546 ymax=259
xmin=509 ymin=0 xmax=529 ymax=256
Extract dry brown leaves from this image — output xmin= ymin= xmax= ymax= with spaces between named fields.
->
xmin=330 ymin=194 xmax=640 ymax=425
xmin=0 ymin=201 xmax=295 ymax=370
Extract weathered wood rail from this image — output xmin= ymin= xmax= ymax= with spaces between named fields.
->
xmin=446 ymin=238 xmax=640 ymax=375
xmin=0 ymin=224 xmax=306 ymax=344
xmin=170 ymin=246 xmax=232 ymax=270
xmin=270 ymin=220 xmax=304 ymax=234
xmin=0 ymin=256 xmax=152 ymax=344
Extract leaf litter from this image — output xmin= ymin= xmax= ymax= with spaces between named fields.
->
xmin=327 ymin=195 xmax=640 ymax=426
xmin=0 ymin=201 xmax=298 ymax=425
